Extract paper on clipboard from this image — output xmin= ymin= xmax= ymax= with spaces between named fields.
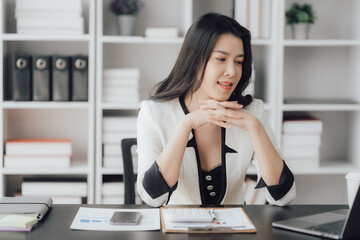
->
xmin=160 ymin=207 xmax=256 ymax=233
xmin=70 ymin=207 xmax=160 ymax=231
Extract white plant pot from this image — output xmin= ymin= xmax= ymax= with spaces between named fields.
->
xmin=116 ymin=15 xmax=137 ymax=36
xmin=291 ymin=23 xmax=310 ymax=39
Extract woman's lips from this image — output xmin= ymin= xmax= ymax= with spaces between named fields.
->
xmin=217 ymin=81 xmax=233 ymax=91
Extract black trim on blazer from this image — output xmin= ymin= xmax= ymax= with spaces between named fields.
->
xmin=179 ymin=96 xmax=239 ymax=206
xmin=255 ymin=161 xmax=294 ymax=201
xmin=142 ymin=161 xmax=178 ymax=200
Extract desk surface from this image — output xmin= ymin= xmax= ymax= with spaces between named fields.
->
xmin=0 ymin=204 xmax=348 ymax=240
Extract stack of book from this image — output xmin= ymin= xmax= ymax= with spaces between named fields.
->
xmin=15 ymin=0 xmax=84 ymax=35
xmin=282 ymin=114 xmax=323 ymax=169
xmin=4 ymin=139 xmax=72 ymax=168
xmin=102 ymin=180 xmax=142 ymax=204
xmin=102 ymin=116 xmax=138 ymax=169
xmin=102 ymin=68 xmax=140 ymax=107
xmin=234 ymin=0 xmax=271 ymax=39
xmin=21 ymin=178 xmax=87 ymax=204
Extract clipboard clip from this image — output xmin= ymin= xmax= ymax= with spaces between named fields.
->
xmin=187 ymin=226 xmax=233 ymax=231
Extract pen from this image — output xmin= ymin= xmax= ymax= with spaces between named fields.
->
xmin=208 ymin=208 xmax=216 ymax=222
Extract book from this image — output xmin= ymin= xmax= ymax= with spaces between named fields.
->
xmin=249 ymin=0 xmax=260 ymax=38
xmin=16 ymin=0 xmax=82 ymax=11
xmin=103 ymin=131 xmax=137 ymax=144
xmin=0 ymin=215 xmax=38 ymax=229
xmin=15 ymin=9 xmax=82 ymax=18
xmin=4 ymin=155 xmax=71 ymax=168
xmin=103 ymin=117 xmax=137 ymax=131
xmin=32 ymin=56 xmax=51 ymax=101
xmin=144 ymin=27 xmax=179 ymax=38
xmin=5 ymin=139 xmax=72 ymax=156
xmin=102 ymin=182 xmax=125 ymax=196
xmin=282 ymin=133 xmax=321 ymax=147
xmin=17 ymin=27 xmax=83 ymax=34
xmin=52 ymin=196 xmax=82 ymax=204
xmin=0 ymin=225 xmax=33 ymax=232
xmin=21 ymin=178 xmax=87 ymax=197
xmin=103 ymin=143 xmax=122 ymax=156
xmin=16 ymin=17 xmax=84 ymax=29
xmin=282 ymin=114 xmax=323 ymax=134
xmin=285 ymin=158 xmax=319 ymax=170
xmin=71 ymin=55 xmax=88 ymax=101
xmin=282 ymin=146 xmax=320 ymax=158
xmin=8 ymin=54 xmax=32 ymax=101
xmin=103 ymin=68 xmax=140 ymax=78
xmin=234 ymin=0 xmax=248 ymax=28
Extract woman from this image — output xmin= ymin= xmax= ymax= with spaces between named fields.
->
xmin=136 ymin=13 xmax=295 ymax=207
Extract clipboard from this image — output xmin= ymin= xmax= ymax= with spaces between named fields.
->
xmin=160 ymin=207 xmax=257 ymax=233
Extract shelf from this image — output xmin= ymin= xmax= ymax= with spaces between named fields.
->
xmin=101 ymin=167 xmax=138 ymax=175
xmin=252 ymin=39 xmax=275 ymax=46
xmin=101 ymin=102 xmax=140 ymax=110
xmin=282 ymin=104 xmax=360 ymax=112
xmin=101 ymin=36 xmax=183 ymax=44
xmin=1 ymin=34 xmax=91 ymax=42
xmin=3 ymin=101 xmax=90 ymax=109
xmin=290 ymin=161 xmax=357 ymax=175
xmin=283 ymin=39 xmax=360 ymax=47
xmin=2 ymin=159 xmax=89 ymax=175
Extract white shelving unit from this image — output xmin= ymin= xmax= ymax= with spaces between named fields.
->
xmin=278 ymin=0 xmax=360 ymax=203
xmin=1 ymin=0 xmax=359 ymax=205
xmin=0 ymin=0 xmax=96 ymax=203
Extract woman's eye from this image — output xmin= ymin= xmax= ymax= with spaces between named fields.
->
xmin=236 ymin=61 xmax=243 ymax=65
xmin=216 ymin=58 xmax=225 ymax=62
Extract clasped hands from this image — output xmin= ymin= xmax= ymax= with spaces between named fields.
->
xmin=187 ymin=99 xmax=260 ymax=132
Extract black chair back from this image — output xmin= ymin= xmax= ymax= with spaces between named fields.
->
xmin=121 ymin=138 xmax=137 ymax=204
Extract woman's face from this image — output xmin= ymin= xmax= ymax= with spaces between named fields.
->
xmin=196 ymin=33 xmax=244 ymax=102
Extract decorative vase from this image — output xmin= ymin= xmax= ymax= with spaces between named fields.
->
xmin=116 ymin=15 xmax=136 ymax=36
xmin=291 ymin=23 xmax=310 ymax=39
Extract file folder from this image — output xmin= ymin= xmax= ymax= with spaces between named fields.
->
xmin=9 ymin=54 xmax=32 ymax=101
xmin=71 ymin=55 xmax=88 ymax=101
xmin=32 ymin=55 xmax=51 ymax=101
xmin=52 ymin=56 xmax=70 ymax=101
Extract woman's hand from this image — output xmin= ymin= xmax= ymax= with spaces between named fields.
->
xmin=184 ymin=99 xmax=242 ymax=130
xmin=198 ymin=99 xmax=261 ymax=132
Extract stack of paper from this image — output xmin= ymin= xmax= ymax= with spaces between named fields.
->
xmin=102 ymin=181 xmax=142 ymax=204
xmin=234 ymin=0 xmax=271 ymax=39
xmin=21 ymin=178 xmax=86 ymax=204
xmin=0 ymin=215 xmax=38 ymax=232
xmin=102 ymin=116 xmax=138 ymax=169
xmin=282 ymin=114 xmax=323 ymax=169
xmin=15 ymin=0 xmax=84 ymax=35
xmin=103 ymin=68 xmax=140 ymax=107
xmin=4 ymin=139 xmax=72 ymax=168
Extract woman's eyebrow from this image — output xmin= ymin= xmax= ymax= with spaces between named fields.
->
xmin=214 ymin=50 xmax=244 ymax=57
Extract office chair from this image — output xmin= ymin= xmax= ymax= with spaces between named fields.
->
xmin=121 ymin=138 xmax=137 ymax=204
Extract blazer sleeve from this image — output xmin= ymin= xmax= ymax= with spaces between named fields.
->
xmin=136 ymin=101 xmax=172 ymax=207
xmin=250 ymin=100 xmax=296 ymax=206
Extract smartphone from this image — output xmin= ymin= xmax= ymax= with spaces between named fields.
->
xmin=110 ymin=211 xmax=141 ymax=225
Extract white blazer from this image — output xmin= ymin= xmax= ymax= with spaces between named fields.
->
xmin=136 ymin=98 xmax=296 ymax=207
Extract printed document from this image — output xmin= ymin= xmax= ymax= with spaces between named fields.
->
xmin=70 ymin=207 xmax=160 ymax=231
xmin=161 ymin=207 xmax=256 ymax=232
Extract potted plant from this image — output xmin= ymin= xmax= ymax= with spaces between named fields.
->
xmin=110 ymin=0 xmax=144 ymax=36
xmin=285 ymin=3 xmax=315 ymax=39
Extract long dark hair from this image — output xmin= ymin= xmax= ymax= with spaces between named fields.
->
xmin=150 ymin=13 xmax=253 ymax=107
